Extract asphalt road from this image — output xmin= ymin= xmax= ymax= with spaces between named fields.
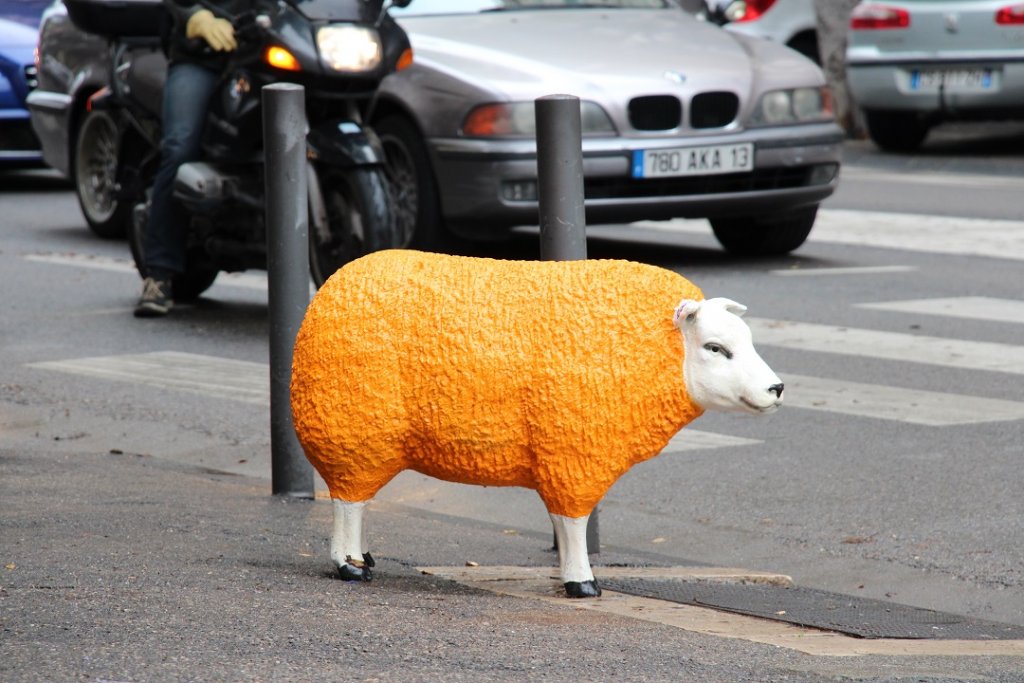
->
xmin=2 ymin=123 xmax=1023 ymax=680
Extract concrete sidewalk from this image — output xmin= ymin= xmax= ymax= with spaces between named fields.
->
xmin=3 ymin=446 xmax=1024 ymax=682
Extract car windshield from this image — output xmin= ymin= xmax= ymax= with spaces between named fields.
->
xmin=391 ymin=0 xmax=671 ymax=17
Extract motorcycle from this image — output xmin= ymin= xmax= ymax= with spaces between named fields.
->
xmin=65 ymin=0 xmax=412 ymax=299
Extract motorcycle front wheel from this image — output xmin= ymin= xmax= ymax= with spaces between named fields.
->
xmin=308 ymin=164 xmax=397 ymax=287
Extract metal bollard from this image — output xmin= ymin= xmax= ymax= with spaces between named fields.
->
xmin=536 ymin=95 xmax=587 ymax=262
xmin=535 ymin=94 xmax=598 ymax=553
xmin=263 ymin=83 xmax=315 ymax=499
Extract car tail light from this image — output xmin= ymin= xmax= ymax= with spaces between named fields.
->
xmin=996 ymin=4 xmax=1024 ymax=24
xmin=730 ymin=0 xmax=778 ymax=23
xmin=850 ymin=4 xmax=910 ymax=29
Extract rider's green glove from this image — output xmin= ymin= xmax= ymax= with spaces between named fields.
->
xmin=186 ymin=9 xmax=237 ymax=52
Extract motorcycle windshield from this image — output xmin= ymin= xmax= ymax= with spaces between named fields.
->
xmin=289 ymin=0 xmax=383 ymax=23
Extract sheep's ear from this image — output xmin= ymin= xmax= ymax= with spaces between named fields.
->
xmin=708 ymin=297 xmax=748 ymax=318
xmin=673 ymin=299 xmax=702 ymax=328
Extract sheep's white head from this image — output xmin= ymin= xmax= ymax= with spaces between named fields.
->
xmin=674 ymin=297 xmax=783 ymax=415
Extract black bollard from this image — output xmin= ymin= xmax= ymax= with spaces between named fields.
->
xmin=535 ymin=94 xmax=598 ymax=552
xmin=263 ymin=83 xmax=315 ymax=499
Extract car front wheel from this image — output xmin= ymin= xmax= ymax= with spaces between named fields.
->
xmin=74 ymin=109 xmax=131 ymax=239
xmin=864 ymin=110 xmax=930 ymax=152
xmin=710 ymin=205 xmax=818 ymax=256
xmin=377 ymin=115 xmax=463 ymax=252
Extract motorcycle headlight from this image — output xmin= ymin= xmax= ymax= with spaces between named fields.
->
xmin=461 ymin=101 xmax=616 ymax=138
xmin=316 ymin=25 xmax=382 ymax=72
xmin=751 ymin=87 xmax=833 ymax=126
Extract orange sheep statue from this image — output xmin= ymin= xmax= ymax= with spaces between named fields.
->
xmin=292 ymin=249 xmax=783 ymax=597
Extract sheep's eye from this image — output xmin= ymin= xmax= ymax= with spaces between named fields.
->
xmin=704 ymin=342 xmax=733 ymax=359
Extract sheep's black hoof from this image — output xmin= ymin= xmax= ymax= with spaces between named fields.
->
xmin=564 ymin=580 xmax=601 ymax=598
xmin=362 ymin=552 xmax=375 ymax=568
xmin=336 ymin=560 xmax=373 ymax=582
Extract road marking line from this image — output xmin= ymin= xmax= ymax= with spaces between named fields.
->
xmin=748 ymin=317 xmax=1024 ymax=376
xmin=418 ymin=566 xmax=1024 ymax=657
xmin=23 ymin=253 xmax=273 ymax=291
xmin=812 ymin=209 xmax=1024 ymax=261
xmin=839 ymin=166 xmax=1023 ymax=190
xmin=663 ymin=429 xmax=762 ymax=451
xmin=858 ymin=296 xmax=1024 ymax=325
xmin=634 ymin=209 xmax=1024 ymax=261
xmin=24 ymin=253 xmax=138 ymax=275
xmin=782 ymin=373 xmax=1024 ymax=426
xmin=28 ymin=351 xmax=269 ymax=404
xmin=771 ymin=265 xmax=917 ymax=277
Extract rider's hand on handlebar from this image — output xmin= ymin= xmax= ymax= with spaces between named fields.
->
xmin=186 ymin=9 xmax=238 ymax=52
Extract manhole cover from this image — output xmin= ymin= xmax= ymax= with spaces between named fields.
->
xmin=602 ymin=578 xmax=1024 ymax=640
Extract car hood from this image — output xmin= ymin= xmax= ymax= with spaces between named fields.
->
xmin=397 ymin=9 xmax=758 ymax=100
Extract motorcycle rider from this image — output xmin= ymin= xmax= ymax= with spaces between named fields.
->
xmin=135 ymin=1 xmax=247 ymax=317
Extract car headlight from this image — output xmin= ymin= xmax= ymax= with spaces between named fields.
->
xmin=461 ymin=101 xmax=617 ymax=138
xmin=316 ymin=25 xmax=382 ymax=72
xmin=751 ymin=87 xmax=833 ymax=126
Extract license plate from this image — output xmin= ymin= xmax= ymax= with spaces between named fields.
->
xmin=910 ymin=68 xmax=995 ymax=93
xmin=632 ymin=143 xmax=754 ymax=179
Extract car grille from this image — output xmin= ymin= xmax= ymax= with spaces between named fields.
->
xmin=628 ymin=95 xmax=682 ymax=130
xmin=627 ymin=92 xmax=740 ymax=131
xmin=690 ymin=92 xmax=739 ymax=129
xmin=584 ymin=166 xmax=816 ymax=199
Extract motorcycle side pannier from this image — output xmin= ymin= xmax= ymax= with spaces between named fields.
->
xmin=64 ymin=0 xmax=165 ymax=38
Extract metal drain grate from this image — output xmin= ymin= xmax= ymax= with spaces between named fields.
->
xmin=601 ymin=578 xmax=1024 ymax=640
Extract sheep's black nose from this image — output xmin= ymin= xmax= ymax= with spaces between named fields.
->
xmin=768 ymin=383 xmax=784 ymax=398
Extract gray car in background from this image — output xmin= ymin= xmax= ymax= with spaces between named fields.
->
xmin=847 ymin=0 xmax=1024 ymax=151
xmin=703 ymin=0 xmax=820 ymax=63
xmin=377 ymin=0 xmax=842 ymax=255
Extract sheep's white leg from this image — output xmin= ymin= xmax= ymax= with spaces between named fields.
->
xmin=331 ymin=499 xmax=373 ymax=582
xmin=550 ymin=513 xmax=601 ymax=598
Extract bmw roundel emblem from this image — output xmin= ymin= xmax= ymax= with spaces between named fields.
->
xmin=663 ymin=70 xmax=687 ymax=84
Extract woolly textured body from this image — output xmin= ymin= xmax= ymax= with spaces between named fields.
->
xmin=291 ymin=249 xmax=704 ymax=517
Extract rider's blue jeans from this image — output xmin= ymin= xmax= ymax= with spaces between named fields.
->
xmin=143 ymin=61 xmax=220 ymax=280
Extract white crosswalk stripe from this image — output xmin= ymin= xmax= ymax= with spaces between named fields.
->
xmin=24 ymin=253 xmax=275 ymax=291
xmin=857 ymin=297 xmax=1024 ymax=325
xmin=29 ymin=351 xmax=270 ymax=404
xmin=634 ymin=208 xmax=1024 ymax=261
xmin=781 ymin=373 xmax=1024 ymax=426
xmin=747 ymin=317 xmax=1024 ymax=376
xmin=771 ymin=265 xmax=917 ymax=277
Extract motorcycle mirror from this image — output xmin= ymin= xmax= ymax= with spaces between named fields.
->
xmin=378 ymin=0 xmax=412 ymax=26
xmin=723 ymin=0 xmax=748 ymax=21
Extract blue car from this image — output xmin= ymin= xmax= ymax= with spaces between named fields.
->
xmin=1 ymin=0 xmax=50 ymax=167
